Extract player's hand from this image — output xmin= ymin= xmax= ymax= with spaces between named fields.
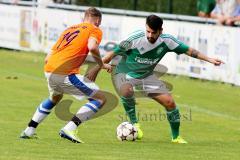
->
xmin=209 ymin=58 xmax=225 ymax=66
xmin=85 ymin=66 xmax=101 ymax=82
xmin=102 ymin=63 xmax=113 ymax=73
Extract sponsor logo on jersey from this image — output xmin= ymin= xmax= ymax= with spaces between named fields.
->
xmin=157 ymin=47 xmax=164 ymax=54
xmin=135 ymin=57 xmax=159 ymax=65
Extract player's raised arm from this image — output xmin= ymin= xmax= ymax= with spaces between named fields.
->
xmin=88 ymin=37 xmax=104 ymax=67
xmin=102 ymin=51 xmax=116 ymax=64
xmin=86 ymin=31 xmax=132 ymax=81
xmin=186 ymin=47 xmax=224 ymax=66
xmin=88 ymin=37 xmax=112 ymax=72
xmin=86 ymin=50 xmax=115 ymax=81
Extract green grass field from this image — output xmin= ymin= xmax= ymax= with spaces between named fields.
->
xmin=0 ymin=49 xmax=239 ymax=160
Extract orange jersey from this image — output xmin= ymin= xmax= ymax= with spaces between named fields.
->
xmin=44 ymin=22 xmax=102 ymax=75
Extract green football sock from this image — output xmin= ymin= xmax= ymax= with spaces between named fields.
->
xmin=121 ymin=96 xmax=138 ymax=124
xmin=166 ymin=107 xmax=180 ymax=139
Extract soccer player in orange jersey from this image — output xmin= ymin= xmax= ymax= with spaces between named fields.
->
xmin=20 ymin=7 xmax=112 ymax=143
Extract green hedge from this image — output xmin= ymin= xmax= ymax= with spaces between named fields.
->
xmin=74 ymin=0 xmax=198 ymax=16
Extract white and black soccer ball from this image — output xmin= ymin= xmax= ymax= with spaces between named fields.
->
xmin=116 ymin=122 xmax=138 ymax=141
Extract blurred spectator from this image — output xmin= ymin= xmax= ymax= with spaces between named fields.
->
xmin=210 ymin=0 xmax=240 ymax=25
xmin=225 ymin=0 xmax=240 ymax=25
xmin=53 ymin=0 xmax=71 ymax=4
xmin=197 ymin=0 xmax=216 ymax=17
xmin=0 ymin=0 xmax=19 ymax=4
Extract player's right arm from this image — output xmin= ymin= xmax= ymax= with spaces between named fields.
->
xmin=88 ymin=31 xmax=112 ymax=73
xmin=86 ymin=51 xmax=115 ymax=81
xmin=88 ymin=37 xmax=104 ymax=67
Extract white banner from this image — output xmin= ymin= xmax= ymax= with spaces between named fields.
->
xmin=33 ymin=8 xmax=82 ymax=53
xmin=0 ymin=4 xmax=240 ymax=86
xmin=161 ymin=22 xmax=238 ymax=84
xmin=0 ymin=5 xmax=21 ymax=50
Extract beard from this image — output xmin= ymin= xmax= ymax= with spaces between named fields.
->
xmin=147 ymin=37 xmax=157 ymax=43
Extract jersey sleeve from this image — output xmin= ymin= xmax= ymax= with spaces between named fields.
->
xmin=90 ymin=27 xmax=102 ymax=44
xmin=113 ymin=30 xmax=144 ymax=56
xmin=162 ymin=34 xmax=189 ymax=55
xmin=113 ymin=40 xmax=132 ymax=56
xmin=172 ymin=43 xmax=189 ymax=54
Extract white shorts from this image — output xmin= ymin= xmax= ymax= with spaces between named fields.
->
xmin=112 ymin=73 xmax=170 ymax=96
xmin=45 ymin=72 xmax=99 ymax=100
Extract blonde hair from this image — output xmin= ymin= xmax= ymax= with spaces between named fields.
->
xmin=84 ymin=7 xmax=102 ymax=19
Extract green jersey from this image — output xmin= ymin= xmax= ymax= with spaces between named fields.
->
xmin=113 ymin=30 xmax=189 ymax=79
xmin=197 ymin=0 xmax=216 ymax=13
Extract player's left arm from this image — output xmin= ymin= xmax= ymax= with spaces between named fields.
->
xmin=186 ymin=48 xmax=224 ymax=66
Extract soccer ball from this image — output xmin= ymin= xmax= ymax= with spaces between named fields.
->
xmin=116 ymin=122 xmax=138 ymax=141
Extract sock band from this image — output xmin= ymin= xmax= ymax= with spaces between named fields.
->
xmin=28 ymin=120 xmax=39 ymax=128
xmin=89 ymin=99 xmax=101 ymax=108
xmin=71 ymin=116 xmax=82 ymax=126
xmin=84 ymin=99 xmax=102 ymax=113
xmin=85 ymin=104 xmax=98 ymax=112
xmin=38 ymin=99 xmax=55 ymax=114
xmin=38 ymin=107 xmax=51 ymax=114
xmin=42 ymin=99 xmax=55 ymax=110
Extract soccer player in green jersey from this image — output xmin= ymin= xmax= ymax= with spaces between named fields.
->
xmin=87 ymin=15 xmax=224 ymax=144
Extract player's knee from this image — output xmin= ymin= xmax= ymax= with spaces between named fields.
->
xmin=50 ymin=94 xmax=63 ymax=104
xmin=120 ymin=85 xmax=134 ymax=97
xmin=121 ymin=91 xmax=134 ymax=97
xmin=163 ymin=98 xmax=176 ymax=109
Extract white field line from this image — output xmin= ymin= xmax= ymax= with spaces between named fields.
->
xmin=179 ymin=103 xmax=240 ymax=121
